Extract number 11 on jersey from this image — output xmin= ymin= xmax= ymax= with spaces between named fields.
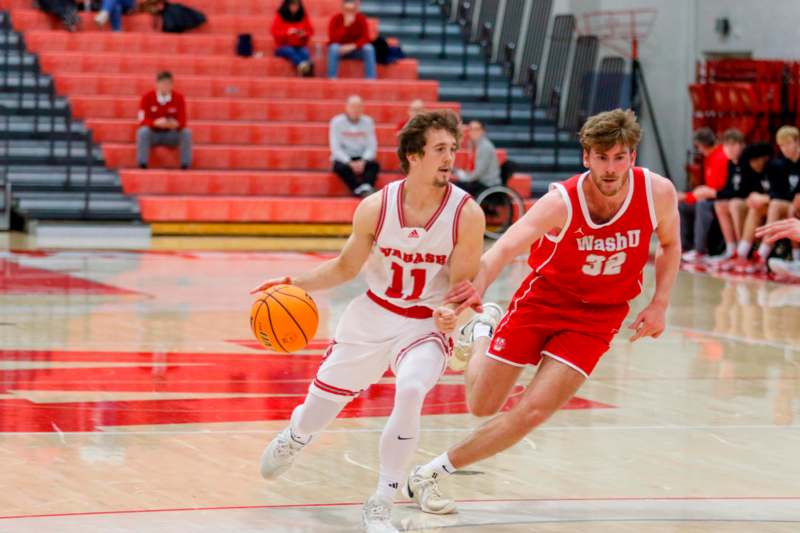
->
xmin=386 ymin=263 xmax=427 ymax=301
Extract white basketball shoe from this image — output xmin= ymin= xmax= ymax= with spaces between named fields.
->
xmin=769 ymin=258 xmax=800 ymax=280
xmin=361 ymin=494 xmax=398 ymax=533
xmin=402 ymin=466 xmax=456 ymax=514
xmin=450 ymin=302 xmax=503 ymax=371
xmin=259 ymin=427 xmax=306 ymax=479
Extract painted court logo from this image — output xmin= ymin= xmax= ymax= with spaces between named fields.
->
xmin=0 ymin=346 xmax=612 ymax=432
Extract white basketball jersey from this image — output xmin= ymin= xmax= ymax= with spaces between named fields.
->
xmin=364 ymin=180 xmax=471 ymax=311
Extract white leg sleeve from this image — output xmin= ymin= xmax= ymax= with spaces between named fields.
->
xmin=375 ymin=340 xmax=445 ymax=500
xmin=290 ymin=393 xmax=348 ymax=443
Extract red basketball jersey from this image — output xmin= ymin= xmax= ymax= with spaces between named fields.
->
xmin=527 ymin=167 xmax=658 ymax=305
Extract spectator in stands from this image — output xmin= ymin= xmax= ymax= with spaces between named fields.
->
xmin=765 ymin=125 xmax=800 ymax=230
xmin=396 ymin=99 xmax=424 ymax=134
xmin=453 ymin=121 xmax=501 ymax=196
xmin=37 ymin=0 xmax=80 ymax=31
xmin=329 ymin=95 xmax=379 ymax=197
xmin=679 ymin=127 xmax=730 ymax=263
xmin=271 ymin=0 xmax=314 ymax=77
xmin=711 ymin=142 xmax=771 ymax=270
xmin=327 ymin=0 xmax=376 ymax=79
xmin=136 ymin=71 xmax=192 ymax=170
xmin=95 ymin=0 xmax=136 ymax=31
xmin=723 ymin=142 xmax=775 ymax=274
xmin=707 ymin=129 xmax=746 ymax=264
xmin=734 ymin=126 xmax=800 ymax=274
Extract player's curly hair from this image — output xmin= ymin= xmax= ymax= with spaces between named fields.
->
xmin=579 ymin=108 xmax=641 ymax=153
xmin=397 ymin=110 xmax=462 ymax=175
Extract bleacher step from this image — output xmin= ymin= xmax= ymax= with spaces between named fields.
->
xmin=151 ymin=222 xmax=352 ymax=237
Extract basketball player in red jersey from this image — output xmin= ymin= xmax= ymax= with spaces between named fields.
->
xmin=250 ymin=110 xmax=485 ymax=532
xmin=402 ymin=109 xmax=682 ymax=513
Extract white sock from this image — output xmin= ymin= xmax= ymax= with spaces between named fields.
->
xmin=418 ymin=452 xmax=457 ymax=479
xmin=473 ymin=322 xmax=492 ymax=339
xmin=757 ymin=243 xmax=771 ymax=260
xmin=737 ymin=240 xmax=752 ymax=258
xmin=376 ymin=341 xmax=443 ymax=502
xmin=375 ymin=474 xmax=399 ymax=501
xmin=289 ymin=427 xmax=310 ymax=446
xmin=726 ymin=242 xmax=736 ymax=256
xmin=793 ymin=248 xmax=800 ymax=262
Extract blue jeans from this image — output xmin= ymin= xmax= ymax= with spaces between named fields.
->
xmin=327 ymin=43 xmax=376 ymax=79
xmin=101 ymin=0 xmax=135 ymax=31
xmin=275 ymin=46 xmax=311 ymax=67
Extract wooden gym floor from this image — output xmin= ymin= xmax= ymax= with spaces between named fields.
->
xmin=0 ymin=232 xmax=798 ymax=532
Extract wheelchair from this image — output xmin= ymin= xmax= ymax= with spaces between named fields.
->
xmin=474 ymin=160 xmax=527 ymax=240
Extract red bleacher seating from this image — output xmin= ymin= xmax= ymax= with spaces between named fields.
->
xmin=10 ymin=10 xmax=377 ymax=36
xmin=54 ymin=73 xmax=439 ymax=101
xmin=25 ymin=30 xmax=337 ymax=55
xmin=69 ymin=96 xmax=460 ymax=123
xmin=692 ymin=58 xmax=796 ymax=143
xmin=121 ymin=170 xmax=531 ymax=198
xmin=7 ymin=0 xmax=533 ymax=226
xmin=87 ymin=120 xmax=403 ymax=146
xmin=0 ymin=0 xmax=342 ymax=12
xmin=138 ymin=196 xmax=360 ymax=223
xmin=38 ymin=51 xmax=418 ymax=79
xmin=102 ymin=145 xmax=507 ymax=172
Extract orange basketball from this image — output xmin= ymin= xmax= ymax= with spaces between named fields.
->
xmin=250 ymin=284 xmax=318 ymax=353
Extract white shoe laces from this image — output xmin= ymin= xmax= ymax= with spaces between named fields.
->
xmin=416 ymin=475 xmax=444 ymax=500
xmin=364 ymin=500 xmax=391 ymax=521
xmin=273 ymin=435 xmax=302 ymax=459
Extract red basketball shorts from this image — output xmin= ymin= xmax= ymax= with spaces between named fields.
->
xmin=487 ymin=274 xmax=630 ymax=377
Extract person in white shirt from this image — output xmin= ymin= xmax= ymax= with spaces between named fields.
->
xmin=330 ymin=95 xmax=380 ymax=197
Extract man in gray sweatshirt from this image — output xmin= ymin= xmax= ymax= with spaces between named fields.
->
xmin=329 ymin=95 xmax=381 ymax=197
xmin=454 ymin=121 xmax=501 ymax=196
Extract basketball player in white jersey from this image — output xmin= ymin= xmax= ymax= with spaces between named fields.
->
xmin=251 ymin=110 xmax=485 ymax=533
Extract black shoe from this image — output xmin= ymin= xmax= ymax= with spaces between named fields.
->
xmin=353 ymin=183 xmax=375 ymax=197
xmin=180 ymin=164 xmax=189 ymax=170
xmin=139 ymin=163 xmax=147 ymax=169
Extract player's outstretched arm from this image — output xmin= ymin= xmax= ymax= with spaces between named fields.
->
xmin=755 ymin=217 xmax=800 ymax=243
xmin=250 ymin=193 xmax=381 ymax=294
xmin=433 ymin=199 xmax=485 ymax=332
xmin=446 ymin=189 xmax=567 ymax=314
xmin=630 ymin=174 xmax=680 ymax=342
xmin=476 ymin=189 xmax=567 ymax=292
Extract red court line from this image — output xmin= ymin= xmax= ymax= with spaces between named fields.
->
xmin=2 ymin=496 xmax=799 ymax=520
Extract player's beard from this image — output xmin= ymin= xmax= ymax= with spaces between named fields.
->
xmin=432 ymin=169 xmax=450 ymax=188
xmin=590 ymin=168 xmax=629 ymax=197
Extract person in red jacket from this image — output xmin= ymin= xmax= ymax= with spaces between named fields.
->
xmin=136 ymin=71 xmax=192 ymax=169
xmin=271 ymin=0 xmax=314 ymax=77
xmin=327 ymin=0 xmax=376 ymax=79
xmin=678 ymin=127 xmax=730 ymax=262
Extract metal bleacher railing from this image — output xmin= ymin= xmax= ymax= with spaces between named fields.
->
xmin=1 ymin=10 xmax=95 ymax=219
xmin=439 ymin=0 xmax=564 ymax=135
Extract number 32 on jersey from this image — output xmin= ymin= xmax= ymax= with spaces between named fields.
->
xmin=582 ymin=251 xmax=627 ymax=276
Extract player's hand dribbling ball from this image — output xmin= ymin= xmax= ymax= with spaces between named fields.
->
xmin=250 ymin=285 xmax=319 ymax=353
